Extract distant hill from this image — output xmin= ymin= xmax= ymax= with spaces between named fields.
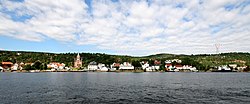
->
xmin=0 ymin=50 xmax=250 ymax=70
xmin=143 ymin=53 xmax=176 ymax=59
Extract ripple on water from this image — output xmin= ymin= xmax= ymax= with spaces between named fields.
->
xmin=0 ymin=73 xmax=250 ymax=103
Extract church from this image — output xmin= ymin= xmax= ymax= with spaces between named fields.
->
xmin=74 ymin=53 xmax=82 ymax=68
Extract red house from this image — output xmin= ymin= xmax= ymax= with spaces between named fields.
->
xmin=1 ymin=62 xmax=13 ymax=69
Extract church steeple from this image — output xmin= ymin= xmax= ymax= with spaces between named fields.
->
xmin=77 ymin=53 xmax=80 ymax=60
xmin=74 ymin=53 xmax=82 ymax=68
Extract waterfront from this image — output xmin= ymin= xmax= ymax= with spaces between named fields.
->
xmin=0 ymin=72 xmax=250 ymax=103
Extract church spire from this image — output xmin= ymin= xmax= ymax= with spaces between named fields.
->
xmin=74 ymin=53 xmax=82 ymax=68
xmin=77 ymin=53 xmax=80 ymax=60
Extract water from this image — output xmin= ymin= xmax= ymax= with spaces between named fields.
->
xmin=0 ymin=72 xmax=250 ymax=104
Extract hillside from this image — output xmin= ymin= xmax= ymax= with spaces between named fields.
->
xmin=0 ymin=50 xmax=250 ymax=70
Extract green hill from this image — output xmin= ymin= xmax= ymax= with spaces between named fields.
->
xmin=0 ymin=50 xmax=249 ymax=70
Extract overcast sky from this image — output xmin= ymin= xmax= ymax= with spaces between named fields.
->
xmin=0 ymin=0 xmax=250 ymax=56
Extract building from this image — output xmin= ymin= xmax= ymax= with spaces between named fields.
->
xmin=74 ymin=53 xmax=82 ymax=68
xmin=140 ymin=61 xmax=152 ymax=71
xmin=0 ymin=66 xmax=3 ymax=71
xmin=165 ymin=59 xmax=182 ymax=63
xmin=110 ymin=63 xmax=120 ymax=71
xmin=182 ymin=65 xmax=198 ymax=72
xmin=47 ymin=62 xmax=65 ymax=70
xmin=1 ymin=62 xmax=13 ymax=70
xmin=141 ymin=61 xmax=150 ymax=70
xmin=165 ymin=59 xmax=182 ymax=72
xmin=165 ymin=63 xmax=175 ymax=71
xmin=88 ymin=61 xmax=98 ymax=71
xmin=11 ymin=63 xmax=19 ymax=70
xmin=217 ymin=65 xmax=232 ymax=72
xmin=153 ymin=60 xmax=161 ymax=70
xmin=119 ymin=62 xmax=134 ymax=70
xmin=140 ymin=61 xmax=160 ymax=72
xmin=98 ymin=63 xmax=109 ymax=72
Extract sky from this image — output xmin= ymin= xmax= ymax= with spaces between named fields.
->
xmin=0 ymin=0 xmax=250 ymax=56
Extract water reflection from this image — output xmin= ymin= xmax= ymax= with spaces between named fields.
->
xmin=0 ymin=72 xmax=250 ymax=103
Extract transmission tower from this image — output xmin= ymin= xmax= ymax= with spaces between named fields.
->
xmin=215 ymin=44 xmax=221 ymax=54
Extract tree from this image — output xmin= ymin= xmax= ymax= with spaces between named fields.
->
xmin=41 ymin=63 xmax=47 ymax=70
xmin=132 ymin=60 xmax=141 ymax=68
xmin=148 ymin=59 xmax=154 ymax=66
xmin=33 ymin=61 xmax=42 ymax=70
xmin=23 ymin=64 xmax=34 ymax=70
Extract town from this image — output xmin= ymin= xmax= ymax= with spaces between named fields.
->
xmin=0 ymin=52 xmax=249 ymax=73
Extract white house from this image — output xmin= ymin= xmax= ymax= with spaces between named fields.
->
xmin=11 ymin=63 xmax=19 ymax=70
xmin=140 ymin=61 xmax=150 ymax=70
xmin=218 ymin=65 xmax=231 ymax=71
xmin=229 ymin=64 xmax=237 ymax=69
xmin=101 ymin=67 xmax=109 ymax=71
xmin=0 ymin=66 xmax=3 ymax=71
xmin=58 ymin=63 xmax=65 ymax=70
xmin=47 ymin=62 xmax=65 ymax=70
xmin=97 ymin=63 xmax=109 ymax=72
xmin=140 ymin=61 xmax=160 ymax=72
xmin=182 ymin=65 xmax=198 ymax=72
xmin=88 ymin=61 xmax=98 ymax=71
xmin=119 ymin=62 xmax=134 ymax=70
xmin=165 ymin=59 xmax=182 ymax=64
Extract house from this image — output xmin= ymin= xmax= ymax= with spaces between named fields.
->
xmin=140 ymin=61 xmax=152 ymax=71
xmin=172 ymin=59 xmax=182 ymax=63
xmin=47 ymin=62 xmax=65 ymax=70
xmin=47 ymin=62 xmax=58 ymax=69
xmin=174 ymin=64 xmax=183 ymax=72
xmin=152 ymin=60 xmax=161 ymax=70
xmin=237 ymin=66 xmax=247 ymax=71
xmin=182 ymin=65 xmax=198 ymax=72
xmin=0 ymin=66 xmax=3 ymax=71
xmin=19 ymin=62 xmax=25 ymax=70
xmin=165 ymin=63 xmax=174 ymax=71
xmin=58 ymin=63 xmax=65 ymax=70
xmin=140 ymin=61 xmax=160 ymax=72
xmin=1 ymin=62 xmax=13 ymax=70
xmin=165 ymin=59 xmax=182 ymax=63
xmin=217 ymin=65 xmax=232 ymax=71
xmin=119 ymin=62 xmax=134 ymax=70
xmin=98 ymin=63 xmax=109 ymax=72
xmin=25 ymin=62 xmax=34 ymax=66
xmin=110 ymin=63 xmax=120 ymax=71
xmin=11 ymin=63 xmax=19 ymax=70
xmin=140 ymin=61 xmax=149 ymax=69
xmin=229 ymin=64 xmax=237 ymax=69
xmin=88 ymin=61 xmax=98 ymax=71
xmin=154 ymin=60 xmax=161 ymax=65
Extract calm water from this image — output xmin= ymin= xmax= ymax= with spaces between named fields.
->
xmin=0 ymin=72 xmax=250 ymax=104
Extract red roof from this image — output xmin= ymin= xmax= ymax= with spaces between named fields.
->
xmin=166 ymin=63 xmax=172 ymax=66
xmin=154 ymin=60 xmax=161 ymax=65
xmin=114 ymin=63 xmax=120 ymax=67
xmin=175 ymin=65 xmax=183 ymax=67
xmin=2 ymin=62 xmax=13 ymax=65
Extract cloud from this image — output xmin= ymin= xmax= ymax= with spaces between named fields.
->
xmin=0 ymin=0 xmax=250 ymax=56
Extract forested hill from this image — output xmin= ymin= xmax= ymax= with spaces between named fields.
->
xmin=0 ymin=50 xmax=137 ymax=67
xmin=0 ymin=50 xmax=250 ymax=70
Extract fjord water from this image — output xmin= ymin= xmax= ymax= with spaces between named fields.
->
xmin=0 ymin=72 xmax=250 ymax=104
